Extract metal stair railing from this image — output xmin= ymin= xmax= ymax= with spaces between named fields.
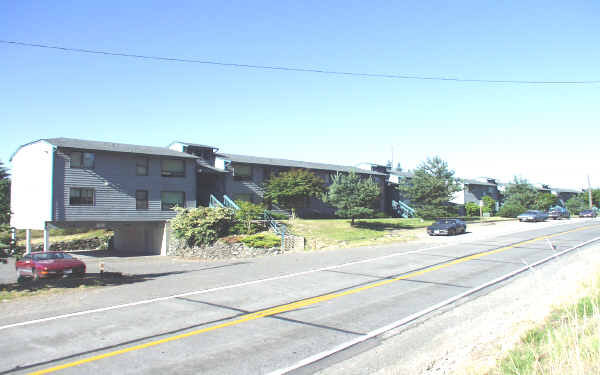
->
xmin=392 ymin=200 xmax=416 ymax=218
xmin=223 ymin=195 xmax=240 ymax=210
xmin=264 ymin=210 xmax=287 ymax=235
xmin=209 ymin=194 xmax=224 ymax=208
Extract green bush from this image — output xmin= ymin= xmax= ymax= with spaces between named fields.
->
xmin=465 ymin=202 xmax=480 ymax=217
xmin=482 ymin=195 xmax=496 ymax=214
xmin=232 ymin=201 xmax=268 ymax=235
xmin=417 ymin=204 xmax=459 ymax=219
xmin=498 ymin=202 xmax=526 ymax=218
xmin=240 ymin=233 xmax=281 ymax=248
xmin=0 ymin=231 xmax=10 ymax=244
xmin=171 ymin=207 xmax=236 ymax=247
xmin=566 ymin=195 xmax=587 ymax=214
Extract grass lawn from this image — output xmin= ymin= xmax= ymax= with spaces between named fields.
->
xmin=16 ymin=229 xmax=112 ymax=246
xmin=288 ymin=218 xmax=434 ymax=250
xmin=288 ymin=216 xmax=514 ymax=250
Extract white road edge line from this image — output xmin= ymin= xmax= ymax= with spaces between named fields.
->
xmin=267 ymin=235 xmax=600 ymax=375
xmin=0 ymin=244 xmax=450 ymax=331
xmin=0 ymin=219 xmax=593 ymax=332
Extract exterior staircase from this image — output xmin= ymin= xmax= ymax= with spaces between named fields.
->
xmin=392 ymin=200 xmax=416 ymax=218
xmin=209 ymin=194 xmax=239 ymax=210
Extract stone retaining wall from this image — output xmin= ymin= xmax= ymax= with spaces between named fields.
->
xmin=167 ymin=237 xmax=288 ymax=260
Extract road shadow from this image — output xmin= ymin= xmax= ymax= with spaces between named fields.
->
xmin=68 ymin=250 xmax=157 ymax=258
xmin=0 ymin=270 xmax=187 ymax=292
xmin=352 ymin=221 xmax=423 ymax=231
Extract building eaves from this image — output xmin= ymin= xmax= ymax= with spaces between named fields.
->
xmin=216 ymin=153 xmax=385 ymax=176
xmin=169 ymin=141 xmax=219 ymax=151
xmin=45 ymin=137 xmax=198 ymax=159
xmin=551 ymin=187 xmax=581 ymax=193
xmin=461 ymin=178 xmax=497 ymax=187
xmin=196 ymin=160 xmax=227 ymax=174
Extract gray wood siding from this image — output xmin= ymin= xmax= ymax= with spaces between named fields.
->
xmin=53 ymin=149 xmax=196 ymax=222
xmin=221 ymin=164 xmax=385 ymax=217
xmin=464 ymin=184 xmax=501 ymax=204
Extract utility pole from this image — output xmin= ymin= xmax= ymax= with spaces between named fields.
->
xmin=588 ymin=175 xmax=593 ymax=209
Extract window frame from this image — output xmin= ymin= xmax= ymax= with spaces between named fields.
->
xmin=233 ymin=164 xmax=252 ymax=180
xmin=161 ymin=159 xmax=186 ymax=177
xmin=136 ymin=190 xmax=149 ymax=210
xmin=161 ymin=191 xmax=185 ymax=211
xmin=70 ymin=151 xmax=95 ymax=169
xmin=69 ymin=187 xmax=95 ymax=206
xmin=136 ymin=158 xmax=149 ymax=176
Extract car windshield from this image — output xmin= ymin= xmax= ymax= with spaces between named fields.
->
xmin=524 ymin=211 xmax=538 ymax=214
xmin=33 ymin=253 xmax=74 ymax=261
xmin=437 ymin=220 xmax=455 ymax=224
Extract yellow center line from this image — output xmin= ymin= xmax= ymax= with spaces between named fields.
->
xmin=29 ymin=224 xmax=599 ymax=375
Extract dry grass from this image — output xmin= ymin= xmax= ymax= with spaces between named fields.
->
xmin=487 ymin=274 xmax=600 ymax=375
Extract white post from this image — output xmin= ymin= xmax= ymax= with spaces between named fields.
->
xmin=26 ymin=229 xmax=32 ymax=254
xmin=43 ymin=224 xmax=50 ymax=252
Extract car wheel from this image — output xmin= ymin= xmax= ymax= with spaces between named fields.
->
xmin=74 ymin=267 xmax=85 ymax=277
xmin=449 ymin=229 xmax=456 ymax=236
xmin=16 ymin=270 xmax=26 ymax=283
xmin=32 ymin=268 xmax=39 ymax=281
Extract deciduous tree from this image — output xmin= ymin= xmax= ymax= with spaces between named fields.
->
xmin=263 ymin=169 xmax=326 ymax=218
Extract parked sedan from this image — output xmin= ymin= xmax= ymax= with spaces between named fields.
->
xmin=517 ymin=210 xmax=548 ymax=222
xmin=579 ymin=209 xmax=598 ymax=218
xmin=15 ymin=251 xmax=86 ymax=281
xmin=427 ymin=219 xmax=467 ymax=236
xmin=547 ymin=207 xmax=570 ymax=220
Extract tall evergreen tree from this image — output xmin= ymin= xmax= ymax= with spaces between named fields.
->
xmin=0 ymin=159 xmax=10 ymax=226
xmin=397 ymin=156 xmax=461 ymax=219
xmin=324 ymin=172 xmax=381 ymax=225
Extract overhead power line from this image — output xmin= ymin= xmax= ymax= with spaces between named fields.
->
xmin=1 ymin=39 xmax=599 ymax=85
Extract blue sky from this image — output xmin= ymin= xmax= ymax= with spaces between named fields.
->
xmin=1 ymin=1 xmax=598 ymax=189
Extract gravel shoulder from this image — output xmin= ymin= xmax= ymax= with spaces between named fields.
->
xmin=315 ymin=230 xmax=600 ymax=375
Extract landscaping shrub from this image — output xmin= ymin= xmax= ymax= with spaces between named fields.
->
xmin=232 ymin=201 xmax=268 ymax=235
xmin=498 ymin=202 xmax=526 ymax=218
xmin=465 ymin=202 xmax=480 ymax=217
xmin=171 ymin=207 xmax=236 ymax=247
xmin=482 ymin=195 xmax=496 ymax=214
xmin=240 ymin=233 xmax=281 ymax=248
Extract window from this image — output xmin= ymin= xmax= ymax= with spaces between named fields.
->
xmin=233 ymin=165 xmax=252 ymax=179
xmin=136 ymin=158 xmax=149 ymax=176
xmin=136 ymin=190 xmax=149 ymax=210
xmin=71 ymin=152 xmax=95 ymax=169
xmin=161 ymin=159 xmax=185 ymax=177
xmin=70 ymin=188 xmax=94 ymax=206
xmin=161 ymin=191 xmax=185 ymax=211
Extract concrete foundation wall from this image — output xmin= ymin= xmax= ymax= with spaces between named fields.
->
xmin=112 ymin=221 xmax=169 ymax=255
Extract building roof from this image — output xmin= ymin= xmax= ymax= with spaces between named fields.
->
xmin=389 ymin=170 xmax=414 ymax=178
xmin=462 ymin=178 xmax=497 ymax=187
xmin=44 ymin=137 xmax=198 ymax=159
xmin=216 ymin=153 xmax=386 ymax=176
xmin=196 ymin=160 xmax=227 ymax=174
xmin=551 ymin=187 xmax=581 ymax=194
xmin=169 ymin=141 xmax=218 ymax=150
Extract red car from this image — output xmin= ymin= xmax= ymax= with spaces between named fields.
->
xmin=16 ymin=251 xmax=86 ymax=281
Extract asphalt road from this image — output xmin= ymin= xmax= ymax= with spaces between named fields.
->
xmin=1 ymin=219 xmax=599 ymax=375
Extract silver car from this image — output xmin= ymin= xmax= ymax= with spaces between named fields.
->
xmin=517 ymin=210 xmax=548 ymax=222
